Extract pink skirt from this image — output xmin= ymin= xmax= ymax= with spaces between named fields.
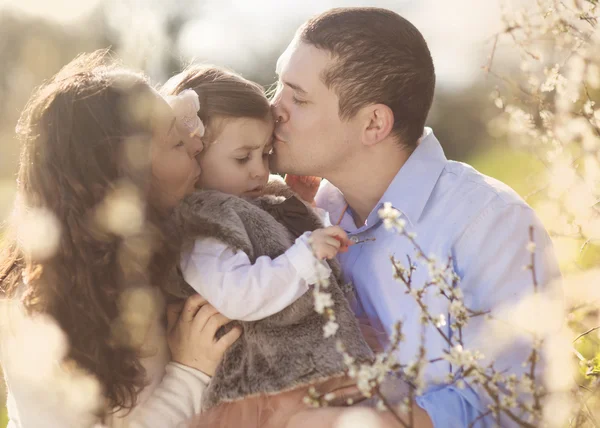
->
xmin=190 ymin=376 xmax=358 ymax=428
xmin=189 ymin=317 xmax=384 ymax=428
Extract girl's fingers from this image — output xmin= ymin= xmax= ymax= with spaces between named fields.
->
xmin=324 ymin=236 xmax=342 ymax=249
xmin=324 ymin=226 xmax=348 ymax=240
xmin=204 ymin=313 xmax=231 ymax=334
xmin=191 ymin=302 xmax=219 ymax=331
xmin=180 ymin=294 xmax=208 ymax=323
xmin=297 ymin=175 xmax=322 ymax=188
xmin=318 ymin=246 xmax=337 ymax=260
xmin=215 ymin=325 xmax=243 ymax=353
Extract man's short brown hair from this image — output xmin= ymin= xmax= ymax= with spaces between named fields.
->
xmin=299 ymin=7 xmax=435 ymax=146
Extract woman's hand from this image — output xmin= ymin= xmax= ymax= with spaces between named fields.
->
xmin=166 ymin=294 xmax=242 ymax=376
xmin=285 ymin=175 xmax=322 ymax=206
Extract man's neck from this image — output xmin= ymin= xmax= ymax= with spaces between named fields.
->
xmin=326 ymin=144 xmax=414 ymax=227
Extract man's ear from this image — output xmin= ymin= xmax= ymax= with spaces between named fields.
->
xmin=360 ymin=104 xmax=394 ymax=147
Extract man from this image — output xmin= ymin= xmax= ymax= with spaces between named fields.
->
xmin=270 ymin=7 xmax=561 ymax=427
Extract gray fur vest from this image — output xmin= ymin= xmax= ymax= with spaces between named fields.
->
xmin=164 ymin=179 xmax=373 ymax=410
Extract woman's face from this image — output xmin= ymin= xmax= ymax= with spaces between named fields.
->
xmin=149 ymin=93 xmax=203 ymax=211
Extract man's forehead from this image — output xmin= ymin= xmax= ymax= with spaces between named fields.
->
xmin=276 ymin=41 xmax=331 ymax=84
xmin=275 ymin=38 xmax=299 ymax=76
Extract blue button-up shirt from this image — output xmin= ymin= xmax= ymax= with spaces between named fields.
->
xmin=315 ymin=128 xmax=561 ymax=427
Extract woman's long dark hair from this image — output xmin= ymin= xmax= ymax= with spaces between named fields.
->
xmin=0 ymin=50 xmax=173 ymax=414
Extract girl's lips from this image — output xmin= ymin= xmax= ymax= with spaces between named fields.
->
xmin=245 ymin=186 xmax=264 ymax=196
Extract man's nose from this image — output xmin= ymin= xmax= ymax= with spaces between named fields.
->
xmin=271 ymin=95 xmax=288 ymax=125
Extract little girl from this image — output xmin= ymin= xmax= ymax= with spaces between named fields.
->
xmin=160 ymin=66 xmax=373 ymax=427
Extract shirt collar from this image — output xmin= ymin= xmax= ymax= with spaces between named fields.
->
xmin=377 ymin=127 xmax=447 ymax=226
xmin=316 ymin=128 xmax=447 ymax=232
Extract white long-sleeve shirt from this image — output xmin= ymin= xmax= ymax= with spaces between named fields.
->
xmin=2 ymin=308 xmax=209 ymax=428
xmin=180 ymin=232 xmax=331 ymax=321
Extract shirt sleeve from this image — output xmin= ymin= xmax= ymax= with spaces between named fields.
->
xmin=180 ymin=231 xmax=331 ymax=321
xmin=422 ymin=199 xmax=562 ymax=427
xmin=4 ymin=362 xmax=210 ymax=428
xmin=124 ymin=362 xmax=210 ymax=428
xmin=416 ymin=385 xmax=483 ymax=428
xmin=4 ymin=370 xmax=98 ymax=428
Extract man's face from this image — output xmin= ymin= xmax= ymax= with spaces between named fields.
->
xmin=270 ymin=41 xmax=359 ymax=177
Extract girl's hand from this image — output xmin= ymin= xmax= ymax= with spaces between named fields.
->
xmin=285 ymin=175 xmax=322 ymax=206
xmin=309 ymin=226 xmax=353 ymax=260
xmin=166 ymin=294 xmax=242 ymax=376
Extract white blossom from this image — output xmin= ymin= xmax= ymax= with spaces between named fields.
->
xmin=323 ymin=320 xmax=339 ymax=338
xmin=541 ymin=64 xmax=566 ymax=92
xmin=378 ymin=202 xmax=406 ymax=233
xmin=443 ymin=345 xmax=483 ymax=371
xmin=434 ymin=314 xmax=447 ymax=328
xmin=18 ymin=207 xmax=61 ymax=260
xmin=505 ymin=105 xmax=536 ymax=136
xmin=584 ymin=100 xmax=595 ymax=116
xmin=449 ymin=299 xmax=468 ymax=327
xmin=313 ymin=289 xmax=334 ymax=314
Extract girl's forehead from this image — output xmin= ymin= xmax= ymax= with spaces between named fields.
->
xmin=211 ymin=117 xmax=273 ymax=147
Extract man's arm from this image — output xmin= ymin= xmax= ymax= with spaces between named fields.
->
xmin=438 ymin=198 xmax=561 ymax=426
xmin=406 ymin=199 xmax=561 ymax=427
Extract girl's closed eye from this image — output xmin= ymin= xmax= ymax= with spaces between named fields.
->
xmin=236 ymin=154 xmax=251 ymax=164
xmin=174 ymin=140 xmax=185 ymax=149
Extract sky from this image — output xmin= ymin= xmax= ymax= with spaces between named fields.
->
xmin=0 ymin=0 xmax=506 ymax=88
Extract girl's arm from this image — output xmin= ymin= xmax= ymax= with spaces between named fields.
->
xmin=180 ymin=232 xmax=331 ymax=321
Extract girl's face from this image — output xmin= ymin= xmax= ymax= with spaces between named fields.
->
xmin=150 ymin=93 xmax=203 ymax=210
xmin=196 ymin=117 xmax=274 ymax=197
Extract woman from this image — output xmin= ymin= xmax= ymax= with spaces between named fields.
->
xmin=0 ymin=50 xmax=241 ymax=427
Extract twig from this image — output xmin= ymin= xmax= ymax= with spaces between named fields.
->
xmin=469 ymin=409 xmax=494 ymax=428
xmin=573 ymin=325 xmax=600 ymax=342
xmin=484 ymin=34 xmax=500 ymax=76
xmin=376 ymin=389 xmax=410 ymax=428
xmin=529 ymin=226 xmax=539 ymax=293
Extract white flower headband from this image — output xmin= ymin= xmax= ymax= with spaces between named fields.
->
xmin=165 ymin=89 xmax=205 ymax=138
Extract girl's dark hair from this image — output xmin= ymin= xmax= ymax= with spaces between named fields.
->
xmin=162 ymin=65 xmax=271 ymax=143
